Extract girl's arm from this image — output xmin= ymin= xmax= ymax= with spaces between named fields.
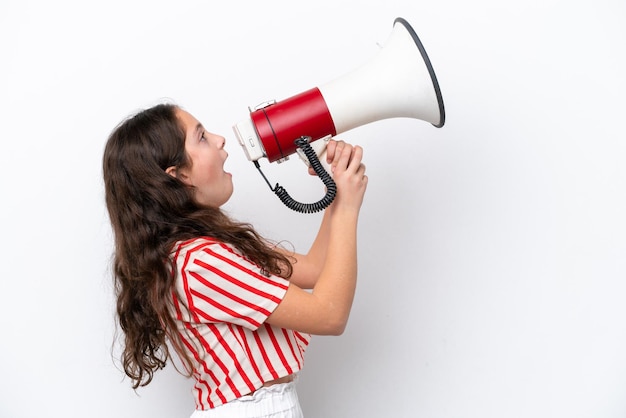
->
xmin=279 ymin=139 xmax=345 ymax=289
xmin=278 ymin=208 xmax=332 ymax=289
xmin=266 ymin=141 xmax=367 ymax=336
xmin=277 ymin=140 xmax=344 ymax=289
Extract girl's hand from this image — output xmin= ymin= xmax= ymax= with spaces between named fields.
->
xmin=327 ymin=140 xmax=368 ymax=212
xmin=305 ymin=139 xmax=367 ymax=211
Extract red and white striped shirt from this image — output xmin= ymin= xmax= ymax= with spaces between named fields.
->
xmin=169 ymin=237 xmax=310 ymax=410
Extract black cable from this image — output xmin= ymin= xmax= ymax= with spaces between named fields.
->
xmin=254 ymin=136 xmax=336 ymax=214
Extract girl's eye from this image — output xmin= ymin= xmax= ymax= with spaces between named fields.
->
xmin=200 ymin=132 xmax=207 ymax=142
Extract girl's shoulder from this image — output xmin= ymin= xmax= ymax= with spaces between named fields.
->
xmin=171 ymin=237 xmax=241 ymax=264
xmin=172 ymin=236 xmax=221 ymax=257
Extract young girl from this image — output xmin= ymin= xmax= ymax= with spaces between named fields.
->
xmin=102 ymin=102 xmax=368 ymax=417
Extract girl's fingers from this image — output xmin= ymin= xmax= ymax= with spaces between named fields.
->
xmin=325 ymin=140 xmax=337 ymax=163
xmin=347 ymin=146 xmax=363 ymax=171
xmin=329 ymin=140 xmax=347 ymax=170
xmin=336 ymin=142 xmax=354 ymax=171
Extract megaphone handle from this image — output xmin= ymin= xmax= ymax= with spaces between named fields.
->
xmin=297 ymin=136 xmax=332 ymax=173
xmin=254 ymin=137 xmax=337 ymax=214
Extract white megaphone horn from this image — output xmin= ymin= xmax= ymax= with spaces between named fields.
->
xmin=233 ymin=17 xmax=445 ymax=213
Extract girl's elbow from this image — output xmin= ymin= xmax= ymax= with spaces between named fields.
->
xmin=320 ymin=315 xmax=349 ymax=336
xmin=328 ymin=324 xmax=347 ymax=336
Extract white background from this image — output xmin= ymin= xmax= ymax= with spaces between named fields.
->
xmin=1 ymin=1 xmax=625 ymax=417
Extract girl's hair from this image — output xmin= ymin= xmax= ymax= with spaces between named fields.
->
xmin=102 ymin=103 xmax=293 ymax=389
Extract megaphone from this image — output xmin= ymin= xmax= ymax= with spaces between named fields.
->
xmin=233 ymin=17 xmax=445 ymax=213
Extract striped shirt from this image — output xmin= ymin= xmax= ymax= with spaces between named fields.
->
xmin=169 ymin=237 xmax=311 ymax=410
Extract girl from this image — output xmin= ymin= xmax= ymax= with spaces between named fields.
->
xmin=103 ymin=102 xmax=367 ymax=417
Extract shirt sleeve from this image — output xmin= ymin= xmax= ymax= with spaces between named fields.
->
xmin=174 ymin=239 xmax=289 ymax=331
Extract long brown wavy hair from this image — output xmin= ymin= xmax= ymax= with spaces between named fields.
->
xmin=102 ymin=103 xmax=293 ymax=389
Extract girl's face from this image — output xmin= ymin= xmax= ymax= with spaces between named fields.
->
xmin=172 ymin=109 xmax=233 ymax=207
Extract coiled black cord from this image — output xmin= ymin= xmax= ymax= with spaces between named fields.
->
xmin=254 ymin=136 xmax=336 ymax=214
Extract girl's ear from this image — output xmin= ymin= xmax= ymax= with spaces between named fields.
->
xmin=166 ymin=166 xmax=191 ymax=185
xmin=165 ymin=166 xmax=178 ymax=178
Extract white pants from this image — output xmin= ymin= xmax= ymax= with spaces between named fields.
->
xmin=190 ymin=381 xmax=303 ymax=418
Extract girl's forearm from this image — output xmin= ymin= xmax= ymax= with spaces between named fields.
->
xmin=309 ymin=207 xmax=359 ymax=333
